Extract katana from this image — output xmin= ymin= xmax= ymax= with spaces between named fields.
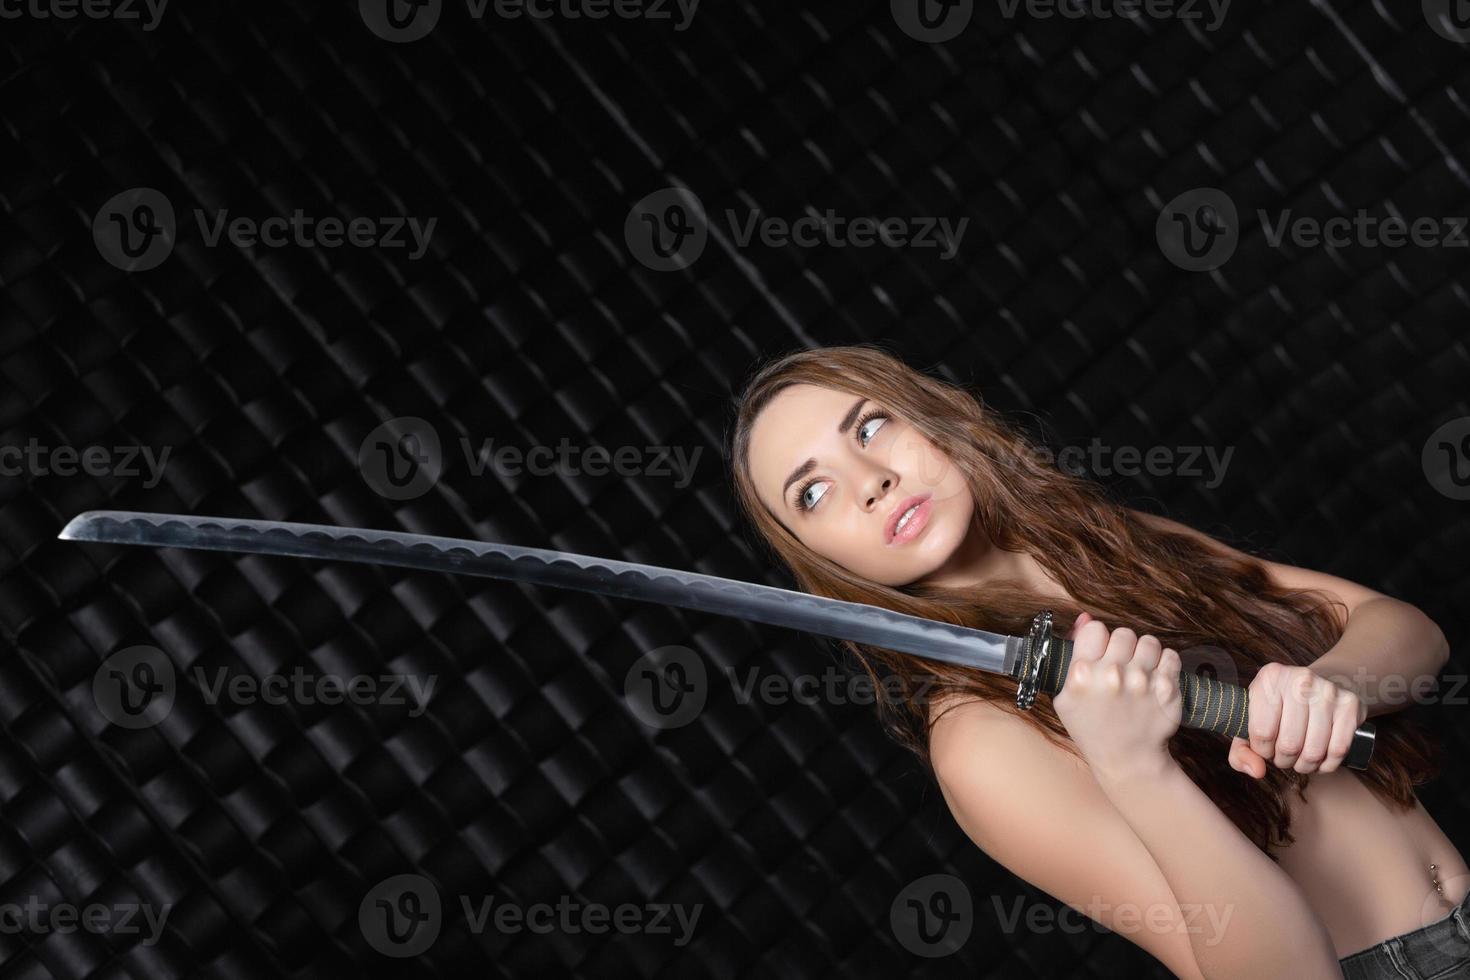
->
xmin=58 ymin=510 xmax=1376 ymax=769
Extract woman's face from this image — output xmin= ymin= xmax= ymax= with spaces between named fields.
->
xmin=747 ymin=383 xmax=978 ymax=587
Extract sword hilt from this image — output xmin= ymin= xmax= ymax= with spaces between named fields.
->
xmin=1014 ymin=610 xmax=1376 ymax=771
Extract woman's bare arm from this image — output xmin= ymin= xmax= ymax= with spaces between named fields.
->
xmin=932 ymin=697 xmax=1211 ymax=979
xmin=933 ymin=693 xmax=1344 ymax=978
xmin=1131 ymin=508 xmax=1449 ymax=719
xmin=1089 ymin=752 xmax=1341 ymax=979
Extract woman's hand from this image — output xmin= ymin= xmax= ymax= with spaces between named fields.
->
xmin=1227 ymin=663 xmax=1367 ymax=778
xmin=1053 ymin=612 xmax=1183 ymax=781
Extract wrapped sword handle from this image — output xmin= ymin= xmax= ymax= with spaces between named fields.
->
xmin=1014 ymin=610 xmax=1376 ymax=770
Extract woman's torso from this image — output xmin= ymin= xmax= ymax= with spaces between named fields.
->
xmin=1008 ymin=552 xmax=1468 ymax=959
xmin=1270 ymin=768 xmax=1468 ymax=958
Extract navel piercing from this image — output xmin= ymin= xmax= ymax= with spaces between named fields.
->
xmin=1430 ymin=863 xmax=1443 ymax=896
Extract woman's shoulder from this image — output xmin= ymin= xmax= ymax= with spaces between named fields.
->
xmin=929 ymin=690 xmax=1034 ymax=764
xmin=926 ymin=690 xmax=1076 ymax=778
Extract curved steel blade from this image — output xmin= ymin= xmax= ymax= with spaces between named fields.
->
xmin=59 ymin=511 xmax=1021 ymax=676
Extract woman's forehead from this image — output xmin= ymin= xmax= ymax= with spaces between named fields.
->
xmin=749 ymin=385 xmax=860 ymax=493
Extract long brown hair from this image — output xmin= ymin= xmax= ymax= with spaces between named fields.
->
xmin=728 ymin=342 xmax=1440 ymax=852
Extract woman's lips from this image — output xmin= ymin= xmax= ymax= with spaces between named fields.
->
xmin=886 ymin=494 xmax=933 ymax=545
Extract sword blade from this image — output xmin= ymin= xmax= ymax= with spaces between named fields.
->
xmin=58 ymin=511 xmax=1021 ymax=677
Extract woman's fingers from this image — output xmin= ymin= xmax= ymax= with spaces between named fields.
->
xmin=1318 ymin=697 xmax=1362 ymax=773
xmin=1071 ymin=611 xmax=1093 ymax=638
xmin=1132 ymin=634 xmax=1163 ymax=672
xmin=1070 ymin=615 xmax=1109 ymax=663
xmin=1229 ymin=737 xmax=1267 ymax=778
xmin=1099 ymin=626 xmax=1137 ymax=667
xmin=1248 ymin=666 xmax=1284 ymax=762
xmin=1273 ymin=672 xmax=1314 ymax=769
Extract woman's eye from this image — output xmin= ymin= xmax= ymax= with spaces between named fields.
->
xmin=858 ymin=414 xmax=888 ymax=446
xmin=798 ymin=480 xmax=829 ymax=511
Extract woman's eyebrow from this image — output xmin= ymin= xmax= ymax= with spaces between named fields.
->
xmin=779 ymin=396 xmax=868 ymax=499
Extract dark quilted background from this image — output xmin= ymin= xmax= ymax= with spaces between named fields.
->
xmin=2 ymin=0 xmax=1469 ymax=976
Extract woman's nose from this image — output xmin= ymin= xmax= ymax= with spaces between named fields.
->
xmin=864 ymin=476 xmax=893 ymax=509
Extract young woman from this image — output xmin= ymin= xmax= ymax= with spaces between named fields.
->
xmin=729 ymin=344 xmax=1465 ymax=979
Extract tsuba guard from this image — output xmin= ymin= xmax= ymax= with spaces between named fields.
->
xmin=1016 ymin=609 xmax=1054 ymax=711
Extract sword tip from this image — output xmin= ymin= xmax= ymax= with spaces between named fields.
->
xmin=58 ymin=510 xmax=145 ymax=542
xmin=58 ymin=511 xmax=104 ymax=541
